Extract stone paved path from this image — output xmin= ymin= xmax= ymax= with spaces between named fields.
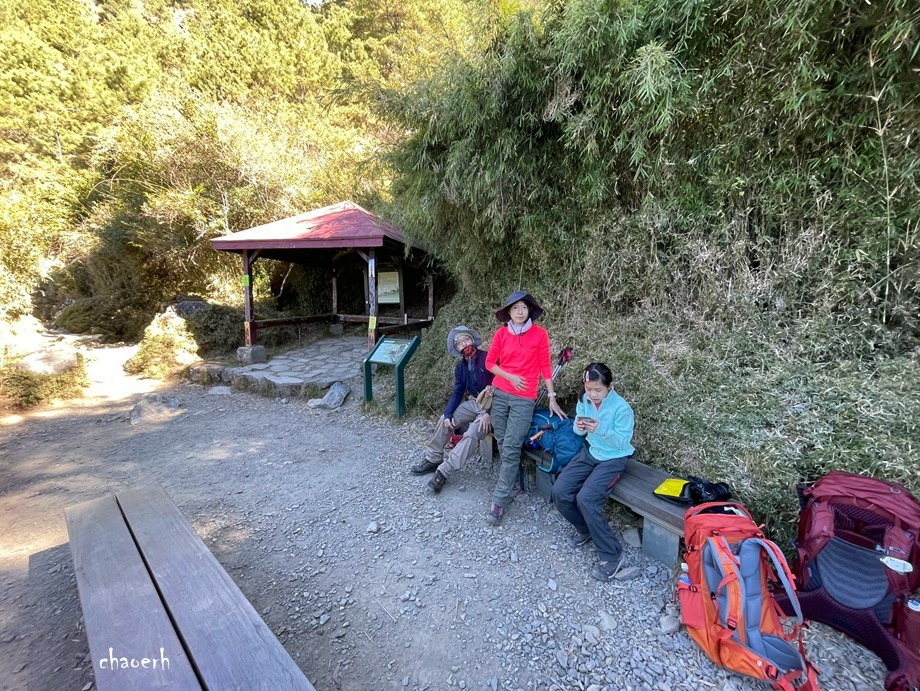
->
xmin=188 ymin=336 xmax=368 ymax=397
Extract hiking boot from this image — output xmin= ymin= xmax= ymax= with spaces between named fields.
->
xmin=485 ymin=503 xmax=504 ymax=527
xmin=591 ymin=555 xmax=624 ymax=582
xmin=410 ymin=459 xmax=440 ymax=475
xmin=566 ymin=531 xmax=591 ymax=549
xmin=427 ymin=470 xmax=447 ymax=494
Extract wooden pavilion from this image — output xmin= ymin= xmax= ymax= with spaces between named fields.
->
xmin=210 ymin=201 xmax=434 ymax=350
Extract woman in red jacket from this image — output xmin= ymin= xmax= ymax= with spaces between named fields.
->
xmin=484 ymin=291 xmax=565 ymax=526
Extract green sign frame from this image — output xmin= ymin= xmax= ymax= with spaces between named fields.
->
xmin=363 ymin=336 xmax=420 ymax=418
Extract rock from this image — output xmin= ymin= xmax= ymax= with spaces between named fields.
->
xmin=659 ymin=615 xmax=680 ymax=634
xmin=308 ymin=382 xmax=350 ymax=410
xmin=622 ymin=527 xmax=642 ymax=548
xmin=129 ymin=394 xmax=182 ymax=426
xmin=597 ymin=612 xmax=617 ymax=632
xmin=208 ymin=386 xmax=232 ymax=395
xmin=614 ymin=566 xmax=641 ymax=581
xmin=582 ymin=624 xmax=600 ymax=646
xmin=367 ymin=521 xmax=380 ymax=533
xmin=168 ymin=300 xmax=209 ymax=316
xmin=237 ymin=346 xmax=266 ymax=364
xmin=16 ymin=345 xmax=79 ymax=375
xmin=547 ymin=579 xmax=557 ymax=591
xmin=555 ymin=650 xmax=568 ymax=669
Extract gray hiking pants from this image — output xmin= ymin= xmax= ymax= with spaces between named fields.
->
xmin=490 ymin=388 xmax=536 ymax=509
xmin=552 ymin=446 xmax=629 ymax=563
xmin=423 ymin=399 xmax=489 ymax=477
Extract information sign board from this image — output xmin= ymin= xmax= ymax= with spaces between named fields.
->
xmin=367 ymin=338 xmax=412 ymax=366
xmin=363 ymin=336 xmax=421 ymax=418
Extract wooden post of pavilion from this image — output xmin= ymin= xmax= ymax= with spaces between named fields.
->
xmin=241 ymin=249 xmax=256 ymax=346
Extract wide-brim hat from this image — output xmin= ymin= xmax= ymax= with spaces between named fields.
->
xmin=495 ymin=290 xmax=544 ymax=323
xmin=446 ymin=325 xmax=483 ymax=357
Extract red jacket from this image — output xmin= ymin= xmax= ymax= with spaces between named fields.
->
xmin=485 ymin=325 xmax=553 ymax=400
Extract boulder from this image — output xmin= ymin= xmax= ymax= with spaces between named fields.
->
xmin=16 ymin=345 xmax=80 ymax=375
xmin=168 ymin=300 xmax=209 ymax=317
xmin=307 ymin=382 xmax=350 ymax=409
xmin=129 ymin=393 xmax=183 ymax=425
xmin=237 ymin=346 xmax=266 ymax=364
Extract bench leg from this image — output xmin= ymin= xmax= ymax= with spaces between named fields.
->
xmin=641 ymin=518 xmax=681 ymax=565
xmin=534 ymin=469 xmax=554 ymax=502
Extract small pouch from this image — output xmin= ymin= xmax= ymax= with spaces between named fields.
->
xmin=475 ymin=386 xmax=493 ymax=411
xmin=893 ymin=598 xmax=920 ymax=655
xmin=677 ymin=578 xmax=707 ymax=630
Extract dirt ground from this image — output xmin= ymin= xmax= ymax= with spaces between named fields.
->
xmin=0 ymin=341 xmax=581 ymax=691
xmin=0 ymin=337 xmax=889 ymax=691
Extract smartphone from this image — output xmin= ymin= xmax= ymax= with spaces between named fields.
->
xmin=576 ymin=416 xmax=595 ymax=423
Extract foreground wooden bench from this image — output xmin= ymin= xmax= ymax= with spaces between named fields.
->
xmin=65 ymin=485 xmax=315 ymax=691
xmin=522 ymin=448 xmax=685 ymax=565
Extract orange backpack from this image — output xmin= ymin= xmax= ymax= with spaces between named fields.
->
xmin=679 ymin=501 xmax=820 ymax=691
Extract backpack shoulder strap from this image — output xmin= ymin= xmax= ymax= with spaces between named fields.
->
xmin=741 ymin=539 xmax=821 ymax=691
xmin=705 ymin=536 xmax=744 ymax=638
xmin=745 ymin=538 xmax=803 ymax=626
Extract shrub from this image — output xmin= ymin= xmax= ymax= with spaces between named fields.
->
xmin=405 ymin=295 xmax=920 ymax=552
xmin=185 ymin=305 xmax=246 ymax=356
xmin=125 ymin=312 xmax=199 ymax=380
xmin=0 ymin=354 xmax=87 ymax=409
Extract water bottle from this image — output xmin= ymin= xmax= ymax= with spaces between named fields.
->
xmin=678 ymin=574 xmax=691 ymax=586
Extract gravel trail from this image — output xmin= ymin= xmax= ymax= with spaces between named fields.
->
xmin=0 ymin=345 xmax=888 ymax=690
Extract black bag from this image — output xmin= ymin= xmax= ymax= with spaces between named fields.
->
xmin=654 ymin=476 xmax=731 ymax=505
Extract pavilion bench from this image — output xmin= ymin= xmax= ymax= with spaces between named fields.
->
xmin=521 ymin=447 xmax=686 ymax=565
xmin=65 ymin=485 xmax=315 ymax=691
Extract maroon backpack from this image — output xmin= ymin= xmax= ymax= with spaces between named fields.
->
xmin=788 ymin=470 xmax=920 ymax=691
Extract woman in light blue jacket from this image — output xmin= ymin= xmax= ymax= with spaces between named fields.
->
xmin=551 ymin=362 xmax=635 ymax=581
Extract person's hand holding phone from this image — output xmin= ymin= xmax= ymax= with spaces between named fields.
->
xmin=576 ymin=416 xmax=597 ymax=433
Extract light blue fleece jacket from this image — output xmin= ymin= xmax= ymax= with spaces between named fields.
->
xmin=574 ymin=389 xmax=635 ymax=460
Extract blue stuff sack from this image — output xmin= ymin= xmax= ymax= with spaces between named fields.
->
xmin=526 ymin=408 xmax=585 ymax=474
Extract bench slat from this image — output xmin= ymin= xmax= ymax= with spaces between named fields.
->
xmin=611 ymin=475 xmax=685 ymax=532
xmin=622 ymin=458 xmax=672 ymax=486
xmin=116 ymin=486 xmax=316 ymax=691
xmin=65 ymin=496 xmax=202 ymax=691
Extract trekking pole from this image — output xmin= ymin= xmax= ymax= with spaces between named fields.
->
xmin=535 ymin=347 xmax=573 ymax=407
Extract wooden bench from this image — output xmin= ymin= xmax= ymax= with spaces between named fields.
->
xmin=65 ymin=485 xmax=315 ymax=691
xmin=522 ymin=448 xmax=685 ymax=565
